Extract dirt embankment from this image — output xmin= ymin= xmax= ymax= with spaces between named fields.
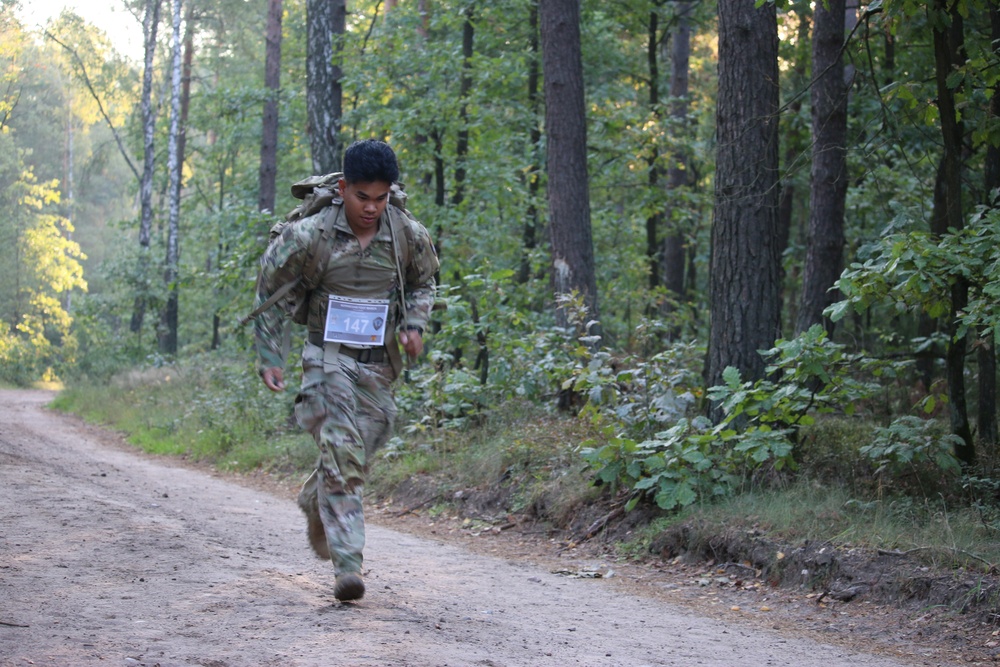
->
xmin=0 ymin=389 xmax=970 ymax=666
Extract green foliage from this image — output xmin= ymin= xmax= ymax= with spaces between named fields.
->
xmin=583 ymin=326 xmax=898 ymax=512
xmin=829 ymin=205 xmax=1000 ymax=341
xmin=861 ymin=416 xmax=963 ymax=478
xmin=715 ymin=326 xmax=887 ymax=423
xmin=0 ymin=143 xmax=87 ymax=384
xmin=396 ymin=282 xmax=704 ymax=442
xmin=582 ymin=416 xmax=737 ymax=511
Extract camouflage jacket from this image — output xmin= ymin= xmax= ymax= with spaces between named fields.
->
xmin=253 ymin=203 xmax=439 ymax=373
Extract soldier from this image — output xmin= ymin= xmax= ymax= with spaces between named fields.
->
xmin=253 ymin=139 xmax=439 ymax=601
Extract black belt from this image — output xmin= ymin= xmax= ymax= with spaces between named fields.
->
xmin=307 ymin=332 xmax=386 ymax=363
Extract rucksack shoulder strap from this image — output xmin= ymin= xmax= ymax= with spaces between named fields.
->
xmin=301 ymin=204 xmax=341 ymax=291
xmin=238 ymin=276 xmax=300 ymax=327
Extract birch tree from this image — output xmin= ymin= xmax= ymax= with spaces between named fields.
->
xmin=306 ymin=0 xmax=345 ymax=173
xmin=130 ymin=0 xmax=162 ymax=335
xmin=159 ymin=0 xmax=183 ymax=354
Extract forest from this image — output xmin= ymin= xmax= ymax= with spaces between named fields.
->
xmin=3 ymin=0 xmax=1000 ymax=541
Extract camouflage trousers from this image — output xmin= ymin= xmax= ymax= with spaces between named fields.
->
xmin=294 ymin=341 xmax=397 ymax=575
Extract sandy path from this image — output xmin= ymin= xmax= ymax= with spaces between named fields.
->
xmin=0 ymin=389 xmax=924 ymax=667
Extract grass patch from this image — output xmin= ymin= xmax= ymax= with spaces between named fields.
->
xmin=370 ymin=401 xmax=600 ymax=523
xmin=52 ymin=354 xmax=307 ymax=474
xmin=618 ymin=481 xmax=1000 ymax=572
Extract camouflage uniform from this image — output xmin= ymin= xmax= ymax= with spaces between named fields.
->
xmin=253 ymin=201 xmax=438 ymax=576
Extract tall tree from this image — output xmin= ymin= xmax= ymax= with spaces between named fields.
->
xmin=979 ymin=0 xmax=1000 ymax=456
xmin=62 ymin=79 xmax=76 ymax=314
xmin=662 ymin=0 xmax=693 ymax=313
xmin=706 ymin=0 xmax=781 ymax=395
xmin=796 ymin=0 xmax=848 ymax=334
xmin=930 ymin=0 xmax=973 ymax=466
xmin=452 ymin=3 xmax=474 ymax=207
xmin=258 ymin=0 xmax=283 ymax=214
xmin=540 ymin=0 xmax=598 ymax=326
xmin=518 ymin=0 xmax=542 ymax=285
xmin=130 ymin=0 xmax=162 ymax=335
xmin=645 ymin=3 xmax=664 ymax=292
xmin=306 ymin=0 xmax=345 ymax=173
xmin=160 ymin=0 xmax=183 ymax=355
xmin=776 ymin=9 xmax=810 ymax=328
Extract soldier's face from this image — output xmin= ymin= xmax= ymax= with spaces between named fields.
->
xmin=340 ymin=179 xmax=392 ymax=237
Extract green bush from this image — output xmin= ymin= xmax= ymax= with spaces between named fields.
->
xmin=582 ymin=326 xmax=918 ymax=512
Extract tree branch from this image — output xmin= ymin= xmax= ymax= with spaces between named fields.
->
xmin=0 ymin=85 xmax=21 ymax=131
xmin=44 ymin=31 xmax=141 ymax=182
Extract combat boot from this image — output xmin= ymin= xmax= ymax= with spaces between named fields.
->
xmin=334 ymin=572 xmax=365 ymax=601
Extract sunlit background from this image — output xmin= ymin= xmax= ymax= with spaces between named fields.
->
xmin=15 ymin=0 xmax=142 ymax=60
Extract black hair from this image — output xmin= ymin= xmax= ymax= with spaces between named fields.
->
xmin=342 ymin=139 xmax=400 ymax=184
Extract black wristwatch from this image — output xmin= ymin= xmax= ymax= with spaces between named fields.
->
xmin=404 ymin=325 xmax=424 ymax=335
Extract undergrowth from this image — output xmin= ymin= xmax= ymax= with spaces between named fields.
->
xmin=51 ymin=353 xmax=315 ymax=474
xmin=48 ymin=349 xmax=1000 ymax=576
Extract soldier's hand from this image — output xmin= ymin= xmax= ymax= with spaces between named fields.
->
xmin=261 ymin=367 xmax=285 ymax=392
xmin=398 ymin=329 xmax=424 ymax=359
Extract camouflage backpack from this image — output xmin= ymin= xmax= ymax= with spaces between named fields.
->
xmin=239 ymin=172 xmax=417 ymax=328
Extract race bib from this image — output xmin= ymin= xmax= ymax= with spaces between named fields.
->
xmin=323 ymin=295 xmax=391 ymax=346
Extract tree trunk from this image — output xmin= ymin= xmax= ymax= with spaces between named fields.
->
xmin=930 ymin=0 xmax=974 ymax=465
xmin=978 ymin=337 xmax=997 ymax=456
xmin=977 ymin=4 xmax=1000 ymax=457
xmin=519 ymin=0 xmax=542 ymax=285
xmin=159 ymin=0 xmax=184 ymax=355
xmin=432 ymin=128 xmax=445 ymax=208
xmin=662 ymin=1 xmax=693 ymax=309
xmin=453 ymin=4 xmax=474 ymax=207
xmin=645 ymin=7 xmax=662 ymax=292
xmin=706 ymin=0 xmax=782 ymax=398
xmin=777 ymin=11 xmax=810 ymax=330
xmin=540 ymin=0 xmax=599 ymax=328
xmin=418 ymin=0 xmax=430 ymax=36
xmin=258 ymin=0 xmax=283 ymax=215
xmin=306 ymin=0 xmax=345 ymax=173
xmin=796 ymin=0 xmax=848 ymax=334
xmin=130 ymin=0 xmax=162 ymax=335
xmin=63 ymin=97 xmax=75 ymax=314
xmin=179 ymin=7 xmax=193 ymax=174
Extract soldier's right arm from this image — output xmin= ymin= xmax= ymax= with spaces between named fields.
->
xmin=252 ymin=219 xmax=316 ymax=375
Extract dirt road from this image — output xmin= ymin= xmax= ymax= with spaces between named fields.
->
xmin=0 ymin=389 xmax=934 ymax=667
